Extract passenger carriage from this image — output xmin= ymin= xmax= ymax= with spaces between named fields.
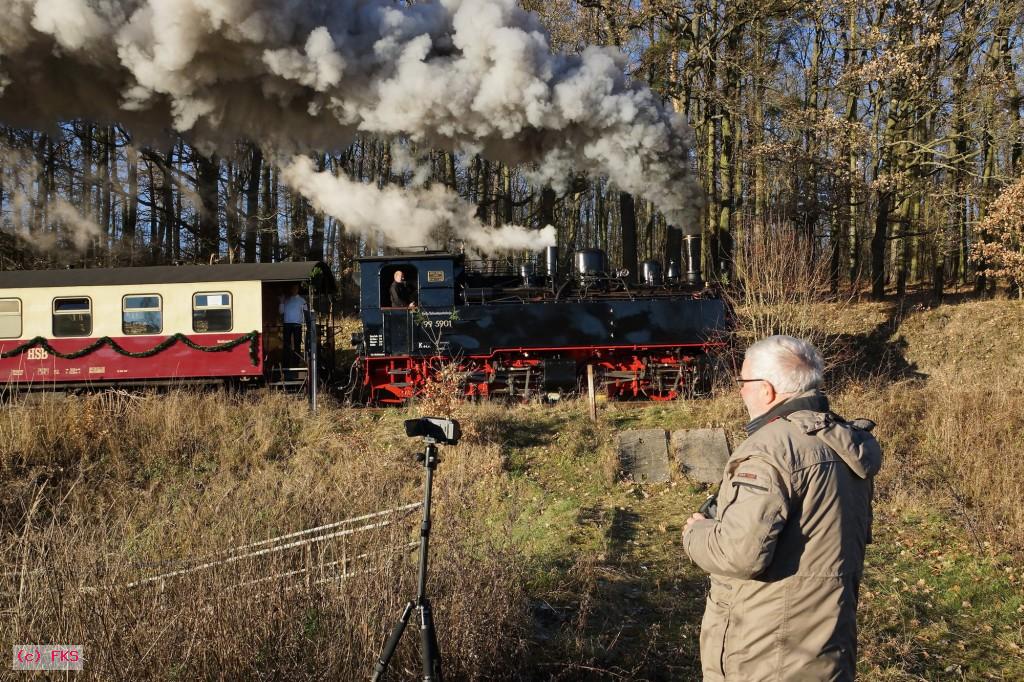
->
xmin=0 ymin=261 xmax=335 ymax=390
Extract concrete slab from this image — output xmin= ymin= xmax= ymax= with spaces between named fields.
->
xmin=617 ymin=428 xmax=670 ymax=483
xmin=672 ymin=428 xmax=730 ymax=483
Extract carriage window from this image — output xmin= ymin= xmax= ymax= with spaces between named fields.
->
xmin=193 ymin=292 xmax=232 ymax=332
xmin=53 ymin=297 xmax=92 ymax=337
xmin=123 ymin=295 xmax=162 ymax=335
xmin=0 ymin=298 xmax=21 ymax=339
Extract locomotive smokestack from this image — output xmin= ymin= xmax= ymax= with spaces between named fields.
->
xmin=665 ymin=260 xmax=681 ymax=284
xmin=545 ymin=246 xmax=559 ymax=283
xmin=684 ymin=234 xmax=703 ymax=286
xmin=641 ymin=260 xmax=663 ymax=286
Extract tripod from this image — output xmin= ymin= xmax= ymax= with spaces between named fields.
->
xmin=370 ymin=440 xmax=444 ymax=682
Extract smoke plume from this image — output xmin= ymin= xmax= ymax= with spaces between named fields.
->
xmin=0 ymin=0 xmax=704 ymax=246
xmin=280 ymin=155 xmax=555 ymax=254
xmin=0 ymin=141 xmax=101 ymax=254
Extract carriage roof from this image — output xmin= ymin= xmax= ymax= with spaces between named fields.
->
xmin=0 ymin=261 xmax=335 ymax=291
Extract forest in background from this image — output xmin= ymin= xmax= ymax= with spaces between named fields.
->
xmin=1 ymin=0 xmax=1022 ymax=301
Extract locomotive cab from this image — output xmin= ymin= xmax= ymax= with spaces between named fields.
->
xmin=358 ymin=254 xmax=461 ymax=358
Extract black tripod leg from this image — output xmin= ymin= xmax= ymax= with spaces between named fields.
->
xmin=419 ymin=599 xmax=444 ymax=682
xmin=371 ymin=601 xmax=415 ymax=682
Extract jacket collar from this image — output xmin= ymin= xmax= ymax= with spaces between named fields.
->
xmin=744 ymin=389 xmax=829 ymax=436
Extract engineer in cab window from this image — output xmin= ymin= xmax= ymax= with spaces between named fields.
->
xmin=278 ymin=284 xmax=308 ymax=365
xmin=389 ymin=270 xmax=416 ymax=308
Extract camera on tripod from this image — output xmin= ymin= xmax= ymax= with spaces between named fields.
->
xmin=372 ymin=417 xmax=460 ymax=682
xmin=404 ymin=417 xmax=460 ymax=445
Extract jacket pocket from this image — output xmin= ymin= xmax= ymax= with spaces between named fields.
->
xmin=700 ymin=594 xmax=732 ymax=679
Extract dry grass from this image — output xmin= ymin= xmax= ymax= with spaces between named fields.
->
xmin=815 ymin=301 xmax=1024 ymax=553
xmin=0 ymin=391 xmax=529 ymax=679
xmin=723 ymin=230 xmax=1024 ymax=553
xmin=835 ymin=373 xmax=1024 ymax=553
xmin=727 ymin=227 xmax=850 ymax=364
xmin=3 ymin=295 xmax=1024 ymax=679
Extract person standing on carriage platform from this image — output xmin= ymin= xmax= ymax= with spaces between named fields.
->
xmin=279 ymin=284 xmax=308 ymax=366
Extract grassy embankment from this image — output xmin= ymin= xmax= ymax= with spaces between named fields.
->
xmin=2 ymin=298 xmax=1023 ymax=680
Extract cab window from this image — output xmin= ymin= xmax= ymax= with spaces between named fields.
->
xmin=193 ymin=292 xmax=232 ymax=332
xmin=380 ymin=266 xmax=418 ymax=307
xmin=0 ymin=298 xmax=21 ymax=339
xmin=53 ymin=297 xmax=92 ymax=337
xmin=123 ymin=295 xmax=162 ymax=335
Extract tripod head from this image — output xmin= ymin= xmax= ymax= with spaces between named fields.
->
xmin=405 ymin=417 xmax=461 ymax=446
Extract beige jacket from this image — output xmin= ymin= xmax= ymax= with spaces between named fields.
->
xmin=683 ymin=390 xmax=882 ymax=681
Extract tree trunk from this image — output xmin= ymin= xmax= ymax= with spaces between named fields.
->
xmin=309 ymin=155 xmax=327 ymax=260
xmin=539 ymin=186 xmax=556 ymax=229
xmin=195 ymin=152 xmax=220 ymax=262
xmin=619 ymin=192 xmax=638 ymax=282
xmin=243 ymin=144 xmax=262 ymax=263
xmin=224 ymin=160 xmax=241 ymax=262
xmin=665 ymin=226 xmax=683 ymax=275
xmin=161 ymin=146 xmax=176 ymax=262
xmin=123 ymin=142 xmax=139 ymax=262
xmin=501 ymin=164 xmax=513 ymax=226
xmin=871 ymin=191 xmax=889 ymax=300
xmin=100 ymin=126 xmax=113 ymax=257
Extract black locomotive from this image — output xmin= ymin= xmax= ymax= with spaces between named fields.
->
xmin=350 ymin=238 xmax=730 ymax=404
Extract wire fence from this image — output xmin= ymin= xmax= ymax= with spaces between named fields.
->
xmin=54 ymin=502 xmax=428 ymax=595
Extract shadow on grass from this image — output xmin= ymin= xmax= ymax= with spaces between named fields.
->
xmin=826 ymin=302 xmax=927 ymax=387
xmin=859 ymin=508 xmax=1024 ymax=679
xmin=527 ymin=500 xmax=707 ymax=681
xmin=606 ymin=507 xmax=641 ymax=562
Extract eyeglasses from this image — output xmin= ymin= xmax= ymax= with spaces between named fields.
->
xmin=735 ymin=378 xmax=767 ymax=385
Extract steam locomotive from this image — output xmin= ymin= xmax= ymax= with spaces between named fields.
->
xmin=350 ymin=236 xmax=731 ymax=404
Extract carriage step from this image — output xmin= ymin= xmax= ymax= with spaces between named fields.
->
xmin=267 ymin=366 xmax=308 ymax=389
xmin=268 ymin=379 xmax=307 ymax=388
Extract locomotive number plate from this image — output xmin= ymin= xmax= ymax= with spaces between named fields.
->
xmin=426 ymin=270 xmax=445 ymax=283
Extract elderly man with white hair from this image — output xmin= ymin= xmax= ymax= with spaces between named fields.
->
xmin=683 ymin=335 xmax=882 ymax=681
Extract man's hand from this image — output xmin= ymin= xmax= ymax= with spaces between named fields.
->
xmin=683 ymin=512 xmax=706 ymax=536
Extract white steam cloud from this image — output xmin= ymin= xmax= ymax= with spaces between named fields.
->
xmin=280 ymin=155 xmax=555 ymax=254
xmin=0 ymin=142 xmax=101 ymax=253
xmin=0 ymin=0 xmax=704 ymax=248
